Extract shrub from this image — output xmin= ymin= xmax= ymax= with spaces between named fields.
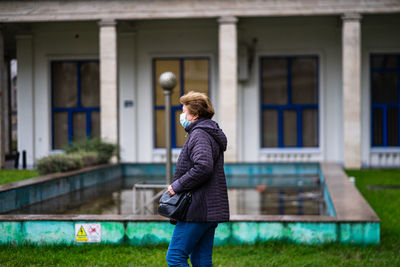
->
xmin=80 ymin=151 xmax=99 ymax=167
xmin=36 ymin=139 xmax=118 ymax=175
xmin=36 ymin=153 xmax=83 ymax=175
xmin=65 ymin=138 xmax=118 ymax=164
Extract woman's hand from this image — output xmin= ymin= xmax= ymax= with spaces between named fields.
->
xmin=168 ymin=185 xmax=176 ymax=196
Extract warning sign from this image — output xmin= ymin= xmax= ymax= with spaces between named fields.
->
xmin=76 ymin=226 xmax=88 ymax=242
xmin=75 ymin=224 xmax=101 ymax=243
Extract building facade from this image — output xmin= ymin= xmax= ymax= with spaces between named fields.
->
xmin=0 ymin=0 xmax=400 ymax=168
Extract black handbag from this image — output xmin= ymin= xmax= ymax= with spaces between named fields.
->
xmin=158 ymin=190 xmax=192 ymax=221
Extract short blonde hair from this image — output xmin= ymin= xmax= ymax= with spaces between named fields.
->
xmin=180 ymin=91 xmax=215 ymax=119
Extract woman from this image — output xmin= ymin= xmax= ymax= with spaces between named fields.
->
xmin=166 ymin=91 xmax=230 ymax=267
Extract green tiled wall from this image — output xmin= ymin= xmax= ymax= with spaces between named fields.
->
xmin=0 ymin=221 xmax=380 ymax=246
xmin=23 ymin=221 xmax=74 ymax=245
xmin=0 ymin=222 xmax=21 ymax=245
xmin=340 ymin=222 xmax=380 ymax=245
xmin=126 ymin=222 xmax=175 ymax=245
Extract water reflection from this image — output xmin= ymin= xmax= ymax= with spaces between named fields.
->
xmin=8 ymin=175 xmax=326 ymax=216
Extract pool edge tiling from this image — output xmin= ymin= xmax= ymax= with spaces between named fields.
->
xmin=0 ymin=219 xmax=380 ymax=246
xmin=0 ymin=163 xmax=380 ymax=246
xmin=0 ymin=164 xmax=122 ymax=214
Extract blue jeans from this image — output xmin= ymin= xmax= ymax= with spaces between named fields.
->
xmin=166 ymin=221 xmax=218 ymax=267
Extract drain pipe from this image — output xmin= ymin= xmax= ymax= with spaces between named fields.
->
xmin=159 ymin=72 xmax=177 ymax=185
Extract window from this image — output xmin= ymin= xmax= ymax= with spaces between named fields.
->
xmin=371 ymin=54 xmax=400 ymax=147
xmin=153 ymin=58 xmax=210 ymax=148
xmin=260 ymin=56 xmax=319 ymax=148
xmin=51 ymin=60 xmax=100 ymax=149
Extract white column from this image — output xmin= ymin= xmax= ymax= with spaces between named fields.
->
xmin=3 ymin=60 xmax=10 ymax=156
xmin=342 ymin=13 xmax=362 ymax=169
xmin=118 ymin=31 xmax=136 ymax=162
xmin=0 ymin=28 xmax=4 ymax=168
xmin=16 ymin=35 xmax=35 ymax=167
xmin=99 ymin=19 xmax=118 ymax=146
xmin=218 ymin=16 xmax=238 ymax=162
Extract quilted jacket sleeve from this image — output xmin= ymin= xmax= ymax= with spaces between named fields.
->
xmin=171 ymin=130 xmax=214 ymax=193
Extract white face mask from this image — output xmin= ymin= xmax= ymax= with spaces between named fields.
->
xmin=180 ymin=112 xmax=191 ymax=129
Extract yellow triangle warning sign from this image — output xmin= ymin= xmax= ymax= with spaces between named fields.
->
xmin=77 ymin=226 xmax=87 ymax=237
xmin=76 ymin=225 xmax=88 ymax=242
xmin=75 ymin=224 xmax=101 ymax=243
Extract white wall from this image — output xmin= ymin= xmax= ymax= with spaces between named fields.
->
xmin=361 ymin=14 xmax=400 ymax=167
xmin=131 ymin=17 xmax=345 ymax=164
xmin=118 ymin=30 xmax=136 ymax=162
xmin=17 ymin=18 xmax=345 ymax=165
xmin=17 ymin=20 xmax=219 ymax=164
xmin=16 ymin=15 xmax=400 ymax=166
xmin=17 ymin=22 xmax=99 ymax=165
xmin=134 ymin=19 xmax=218 ymax=162
xmin=238 ymin=16 xmax=342 ymax=163
xmin=16 ymin=35 xmax=35 ymax=167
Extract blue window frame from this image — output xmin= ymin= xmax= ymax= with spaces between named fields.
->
xmin=371 ymin=54 xmax=400 ymax=147
xmin=260 ymin=56 xmax=319 ymax=148
xmin=51 ymin=60 xmax=100 ymax=149
xmin=153 ymin=57 xmax=210 ymax=148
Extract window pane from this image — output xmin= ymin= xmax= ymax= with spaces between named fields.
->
xmin=155 ymin=109 xmax=165 ymax=148
xmin=73 ymin=113 xmax=87 ymax=143
xmin=81 ymin=62 xmax=99 ymax=107
xmin=53 ymin=112 xmax=69 ymax=149
xmin=388 ymin=107 xmax=399 ymax=146
xmin=53 ymin=62 xmax=77 ymax=108
xmin=184 ymin=59 xmax=209 ymax=95
xmin=371 ymin=55 xmax=397 ymax=69
xmin=91 ymin=111 xmax=100 ymax=138
xmin=373 ymin=108 xmax=383 ymax=146
xmin=154 ymin=58 xmax=211 ymax=149
xmin=283 ymin=110 xmax=297 ymax=147
xmin=372 ymin=72 xmax=398 ymax=103
xmin=302 ymin=109 xmax=318 ymax=147
xmin=155 ymin=60 xmax=181 ymax=106
xmin=175 ymin=110 xmax=186 ymax=147
xmin=262 ymin=110 xmax=278 ymax=147
xmin=292 ymin=58 xmax=318 ymax=104
xmin=262 ymin=59 xmax=287 ymax=105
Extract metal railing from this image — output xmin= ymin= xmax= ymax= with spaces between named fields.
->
xmin=132 ymin=184 xmax=168 ymax=214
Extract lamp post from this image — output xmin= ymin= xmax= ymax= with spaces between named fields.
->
xmin=159 ymin=72 xmax=177 ymax=185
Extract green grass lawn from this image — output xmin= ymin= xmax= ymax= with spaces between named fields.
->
xmin=0 ymin=169 xmax=400 ymax=266
xmin=0 ymin=170 xmax=39 ymax=185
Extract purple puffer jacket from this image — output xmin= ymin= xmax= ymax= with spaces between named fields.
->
xmin=171 ymin=118 xmax=230 ymax=222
